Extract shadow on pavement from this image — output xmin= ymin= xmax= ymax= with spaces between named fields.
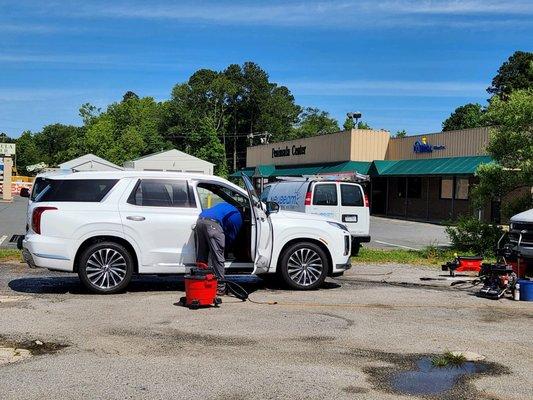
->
xmin=8 ymin=274 xmax=267 ymax=295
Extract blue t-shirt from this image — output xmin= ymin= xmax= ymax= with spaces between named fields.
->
xmin=200 ymin=202 xmax=243 ymax=246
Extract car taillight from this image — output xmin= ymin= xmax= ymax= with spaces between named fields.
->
xmin=304 ymin=191 xmax=312 ymax=206
xmin=364 ymin=194 xmax=370 ymax=208
xmin=32 ymin=207 xmax=57 ymax=234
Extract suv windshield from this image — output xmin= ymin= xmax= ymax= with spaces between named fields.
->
xmin=34 ymin=179 xmax=118 ymax=203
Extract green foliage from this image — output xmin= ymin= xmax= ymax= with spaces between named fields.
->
xmin=487 ymin=51 xmax=533 ymax=98
xmin=292 ymin=107 xmax=339 ymax=138
xmin=501 ymin=194 xmax=533 ymax=221
xmin=0 ymin=132 xmax=15 ymax=143
xmin=352 ymin=246 xmax=469 ymax=266
xmin=395 ymin=129 xmax=407 ymax=138
xmin=445 ymin=216 xmax=503 ymax=256
xmin=442 ymin=103 xmax=485 ymax=131
xmin=432 ymin=351 xmax=466 ymax=368
xmin=474 ymin=89 xmax=533 ymax=213
xmin=0 ymin=249 xmax=21 ymax=262
xmin=357 ymin=121 xmax=372 ymax=129
xmin=163 ymin=62 xmax=301 ymax=170
xmin=343 ymin=117 xmax=355 ymax=130
xmin=34 ymin=124 xmax=85 ymax=167
xmin=15 ymin=131 xmax=42 ymax=173
xmin=187 ymin=117 xmax=228 ymax=177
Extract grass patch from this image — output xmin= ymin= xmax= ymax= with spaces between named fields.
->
xmin=431 ymin=351 xmax=467 ymax=368
xmin=353 ymin=245 xmax=488 ymax=267
xmin=0 ymin=249 xmax=22 ymax=262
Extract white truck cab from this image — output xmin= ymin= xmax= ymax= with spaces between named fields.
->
xmin=22 ymin=171 xmax=351 ymax=293
xmin=261 ymin=179 xmax=370 ymax=255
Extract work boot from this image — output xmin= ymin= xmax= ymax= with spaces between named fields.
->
xmin=217 ymin=285 xmax=227 ymax=296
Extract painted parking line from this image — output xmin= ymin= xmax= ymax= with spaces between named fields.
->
xmin=0 ymin=235 xmax=7 ymax=246
xmin=373 ymin=240 xmax=420 ymax=251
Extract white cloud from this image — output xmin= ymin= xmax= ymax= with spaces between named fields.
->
xmin=285 ymin=79 xmax=487 ymax=97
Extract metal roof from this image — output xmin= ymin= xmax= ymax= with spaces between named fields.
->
xmin=370 ymin=156 xmax=493 ymax=176
xmin=230 ymin=161 xmax=372 ymax=178
xmin=233 ymin=156 xmax=493 ymax=179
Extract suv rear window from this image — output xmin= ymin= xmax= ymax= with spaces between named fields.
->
xmin=340 ymin=184 xmax=363 ymax=206
xmin=34 ymin=179 xmax=118 ymax=202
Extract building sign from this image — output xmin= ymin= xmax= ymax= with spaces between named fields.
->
xmin=272 ymin=145 xmax=306 ymax=158
xmin=413 ymin=137 xmax=445 ymax=153
xmin=0 ymin=143 xmax=16 ymax=156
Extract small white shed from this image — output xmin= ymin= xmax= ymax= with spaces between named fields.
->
xmin=124 ymin=149 xmax=214 ymax=175
xmin=59 ymin=154 xmax=123 ymax=172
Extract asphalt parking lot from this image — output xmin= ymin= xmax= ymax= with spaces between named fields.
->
xmin=0 ymin=196 xmax=448 ymax=250
xmin=0 ymin=196 xmax=27 ymax=247
xmin=0 ymin=261 xmax=531 ymax=400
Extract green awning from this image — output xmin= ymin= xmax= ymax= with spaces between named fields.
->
xmin=370 ymin=156 xmax=493 ymax=176
xmin=231 ymin=161 xmax=372 ymax=178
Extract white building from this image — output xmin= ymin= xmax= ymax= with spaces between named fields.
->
xmin=124 ymin=149 xmax=214 ymax=175
xmin=59 ymin=154 xmax=123 ymax=172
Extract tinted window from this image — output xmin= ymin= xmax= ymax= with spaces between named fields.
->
xmin=196 ymin=183 xmax=248 ymax=210
xmin=341 ymin=184 xmax=363 ymax=206
xmin=31 ymin=177 xmax=50 ymax=201
xmin=35 ymin=179 xmax=118 ymax=202
xmin=128 ymin=179 xmax=195 ymax=208
xmin=313 ymin=184 xmax=338 ymax=206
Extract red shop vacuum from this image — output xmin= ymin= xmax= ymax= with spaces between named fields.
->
xmin=180 ymin=267 xmax=222 ymax=309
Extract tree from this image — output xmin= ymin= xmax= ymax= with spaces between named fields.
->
xmin=343 ymin=117 xmax=355 ymax=130
xmin=292 ymin=107 xmax=339 ymax=139
xmin=34 ymin=124 xmax=85 ymax=167
xmin=122 ymin=91 xmax=139 ymax=102
xmin=186 ymin=117 xmax=228 ymax=177
xmin=79 ymin=103 xmax=101 ymax=125
xmin=163 ymin=62 xmax=301 ymax=171
xmin=473 ymin=89 xmax=533 ymax=214
xmin=15 ymin=131 xmax=43 ymax=173
xmin=0 ymin=132 xmax=15 ymax=143
xmin=442 ymin=103 xmax=485 ymax=131
xmin=357 ymin=121 xmax=372 ymax=129
xmin=84 ymin=95 xmax=170 ymax=165
xmin=487 ymin=51 xmax=533 ymax=98
xmin=395 ymin=129 xmax=407 ymax=138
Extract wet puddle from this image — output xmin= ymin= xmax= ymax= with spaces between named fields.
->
xmin=390 ymin=357 xmax=487 ymax=396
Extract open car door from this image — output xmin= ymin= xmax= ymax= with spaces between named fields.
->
xmin=241 ymin=174 xmax=273 ymax=274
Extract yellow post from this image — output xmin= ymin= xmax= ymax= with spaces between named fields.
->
xmin=2 ymin=156 xmax=13 ymax=201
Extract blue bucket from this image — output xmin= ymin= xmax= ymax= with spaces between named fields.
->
xmin=518 ymin=279 xmax=533 ymax=301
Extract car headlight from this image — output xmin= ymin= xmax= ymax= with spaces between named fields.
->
xmin=327 ymin=221 xmax=348 ymax=231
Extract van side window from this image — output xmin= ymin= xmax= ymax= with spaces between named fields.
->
xmin=35 ymin=179 xmax=118 ymax=202
xmin=341 ymin=184 xmax=363 ymax=206
xmin=128 ymin=179 xmax=195 ymax=208
xmin=313 ymin=184 xmax=337 ymax=206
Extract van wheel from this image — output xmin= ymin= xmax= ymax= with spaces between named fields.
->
xmin=351 ymin=238 xmax=361 ymax=256
xmin=280 ymin=242 xmax=328 ymax=290
xmin=78 ymin=241 xmax=133 ymax=294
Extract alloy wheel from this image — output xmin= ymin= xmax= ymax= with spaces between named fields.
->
xmin=85 ymin=248 xmax=127 ymax=290
xmin=287 ymin=247 xmax=324 ymax=287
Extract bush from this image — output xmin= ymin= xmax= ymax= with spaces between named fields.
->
xmin=502 ymin=194 xmax=533 ymax=222
xmin=445 ymin=216 xmax=503 ymax=256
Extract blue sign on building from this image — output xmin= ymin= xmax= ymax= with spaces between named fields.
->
xmin=413 ymin=137 xmax=446 ymax=153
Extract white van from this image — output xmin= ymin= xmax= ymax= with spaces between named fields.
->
xmin=261 ymin=179 xmax=370 ymax=255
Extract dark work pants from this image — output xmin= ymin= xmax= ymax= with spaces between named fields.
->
xmin=195 ymin=219 xmax=226 ymax=291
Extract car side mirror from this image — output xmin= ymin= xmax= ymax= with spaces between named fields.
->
xmin=20 ymin=187 xmax=30 ymax=198
xmin=266 ymin=201 xmax=280 ymax=214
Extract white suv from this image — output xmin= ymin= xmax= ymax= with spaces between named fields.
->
xmin=22 ymin=171 xmax=351 ymax=293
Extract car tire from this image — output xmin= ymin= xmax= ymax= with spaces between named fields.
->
xmin=351 ymin=238 xmax=361 ymax=256
xmin=78 ymin=241 xmax=134 ymax=294
xmin=279 ymin=242 xmax=328 ymax=290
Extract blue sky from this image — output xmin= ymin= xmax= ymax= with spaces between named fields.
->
xmin=1 ymin=0 xmax=532 ymax=138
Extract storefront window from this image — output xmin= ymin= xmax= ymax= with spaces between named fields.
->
xmin=455 ymin=178 xmax=469 ymax=200
xmin=440 ymin=178 xmax=453 ymax=199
